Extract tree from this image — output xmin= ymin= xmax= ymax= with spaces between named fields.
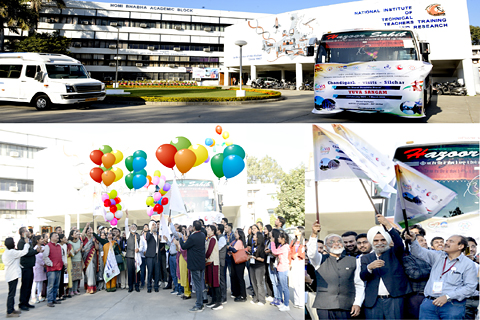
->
xmin=0 ymin=0 xmax=36 ymax=52
xmin=14 ymin=31 xmax=71 ymax=54
xmin=246 ymin=155 xmax=285 ymax=184
xmin=274 ymin=164 xmax=305 ymax=227
xmin=471 ymin=25 xmax=480 ymax=45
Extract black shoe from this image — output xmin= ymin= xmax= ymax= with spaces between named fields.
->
xmin=163 ymin=286 xmax=172 ymax=290
xmin=206 ymin=302 xmax=215 ymax=308
xmin=26 ymin=304 xmax=35 ymax=308
xmin=128 ymin=289 xmax=133 ymax=293
xmin=19 ymin=306 xmax=29 ymax=311
xmin=154 ymin=289 xmax=159 ymax=292
xmin=135 ymin=288 xmax=140 ymax=292
xmin=147 ymin=289 xmax=152 ymax=293
xmin=53 ymin=301 xmax=61 ymax=304
xmin=182 ymin=295 xmax=191 ymax=300
xmin=203 ymin=299 xmax=209 ymax=304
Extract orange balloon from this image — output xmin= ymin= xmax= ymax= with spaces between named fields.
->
xmin=102 ymin=171 xmax=116 ymax=186
xmin=147 ymin=175 xmax=152 ymax=183
xmin=102 ymin=153 xmax=116 ymax=169
xmin=174 ymin=149 xmax=197 ymax=174
xmin=216 ymin=125 xmax=222 ymax=135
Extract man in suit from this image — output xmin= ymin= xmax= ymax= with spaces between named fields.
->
xmin=360 ymin=214 xmax=412 ymax=319
xmin=145 ymin=220 xmax=160 ymax=293
xmin=17 ymin=227 xmax=41 ymax=311
xmin=124 ymin=210 xmax=145 ymax=293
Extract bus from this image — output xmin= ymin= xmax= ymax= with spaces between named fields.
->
xmin=306 ymin=29 xmax=433 ymax=118
xmin=385 ymin=142 xmax=479 ymax=222
xmin=166 ymin=179 xmax=224 ymax=225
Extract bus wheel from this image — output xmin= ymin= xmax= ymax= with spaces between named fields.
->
xmin=33 ymin=94 xmax=51 ymax=111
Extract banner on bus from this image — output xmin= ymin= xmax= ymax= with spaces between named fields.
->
xmin=312 ymin=61 xmax=433 ymax=117
xmin=312 ymin=125 xmax=396 ymax=195
xmin=394 ymin=161 xmax=457 ymax=228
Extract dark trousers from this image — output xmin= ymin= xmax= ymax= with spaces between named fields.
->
xmin=231 ymin=262 xmax=246 ymax=298
xmin=226 ymin=257 xmax=236 ymax=295
xmin=265 ymin=264 xmax=273 ymax=297
xmin=58 ymin=268 xmax=65 ymax=297
xmin=220 ymin=263 xmax=227 ymax=302
xmin=126 ymin=257 xmax=140 ymax=290
xmin=140 ymin=257 xmax=147 ymax=287
xmin=7 ymin=279 xmax=18 ymax=314
xmin=19 ymin=267 xmax=34 ymax=307
xmin=365 ymin=296 xmax=404 ymax=320
xmin=158 ymin=246 xmax=168 ymax=282
xmin=211 ymin=286 xmax=221 ymax=304
xmin=405 ymin=291 xmax=425 ymax=320
xmin=147 ymin=255 xmax=159 ymax=290
xmin=465 ymin=297 xmax=479 ymax=320
xmin=317 ymin=309 xmax=351 ymax=320
xmin=191 ymin=270 xmax=205 ymax=309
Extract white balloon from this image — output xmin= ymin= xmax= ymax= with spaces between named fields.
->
xmin=105 ymin=212 xmax=114 ymax=221
xmin=147 ymin=185 xmax=156 ymax=193
xmin=115 ymin=210 xmax=123 ymax=219
xmin=158 ymin=180 xmax=165 ymax=189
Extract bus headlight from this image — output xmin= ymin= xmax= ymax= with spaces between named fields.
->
xmin=65 ymin=85 xmax=76 ymax=93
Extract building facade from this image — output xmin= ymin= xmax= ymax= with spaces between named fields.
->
xmin=5 ymin=0 xmax=266 ymax=82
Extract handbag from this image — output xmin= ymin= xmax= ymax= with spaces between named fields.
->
xmin=232 ymin=248 xmax=249 ymax=264
xmin=115 ymin=254 xmax=123 ymax=265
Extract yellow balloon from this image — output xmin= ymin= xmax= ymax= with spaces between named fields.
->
xmin=225 ymin=140 xmax=233 ymax=146
xmin=160 ymin=189 xmax=167 ymax=195
xmin=222 ymin=131 xmax=229 ymax=139
xmin=112 ymin=167 xmax=123 ymax=182
xmin=154 ymin=170 xmax=161 ymax=177
xmin=188 ymin=144 xmax=208 ymax=167
xmin=112 ymin=150 xmax=124 ymax=165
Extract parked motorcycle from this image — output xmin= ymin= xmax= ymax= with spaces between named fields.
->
xmin=434 ymin=80 xmax=467 ymax=96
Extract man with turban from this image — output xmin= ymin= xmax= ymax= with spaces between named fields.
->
xmin=307 ymin=221 xmax=364 ymax=319
xmin=360 ymin=214 xmax=411 ymax=319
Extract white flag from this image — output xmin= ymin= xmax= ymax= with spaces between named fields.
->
xmin=394 ymin=161 xmax=457 ymax=227
xmin=103 ymin=245 xmax=120 ymax=283
xmin=162 ymin=179 xmax=187 ymax=215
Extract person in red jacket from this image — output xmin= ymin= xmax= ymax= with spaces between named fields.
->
xmin=42 ymin=232 xmax=64 ymax=307
xmin=289 ymin=226 xmax=305 ymax=308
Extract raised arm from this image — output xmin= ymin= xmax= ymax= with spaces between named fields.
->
xmin=406 ymin=234 xmax=443 ymax=266
xmin=307 ymin=222 xmax=324 ymax=269
xmin=93 ymin=232 xmax=108 ymax=246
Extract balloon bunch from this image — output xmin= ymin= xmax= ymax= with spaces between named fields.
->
xmin=102 ymin=189 xmax=123 ymax=226
xmin=205 ymin=125 xmax=233 ymax=153
xmin=145 ymin=170 xmax=171 ymax=217
xmin=89 ymin=145 xmax=124 ymax=187
xmin=156 ymin=137 xmax=209 ymax=175
xmin=207 ymin=126 xmax=246 ymax=180
xmin=124 ymin=150 xmax=148 ymax=190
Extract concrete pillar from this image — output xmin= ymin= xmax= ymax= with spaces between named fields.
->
xmin=461 ymin=59 xmax=476 ymax=96
xmin=296 ymin=63 xmax=303 ymax=90
xmin=64 ymin=213 xmax=71 ymax=233
xmin=251 ymin=65 xmax=257 ymax=81
xmin=281 ymin=69 xmax=285 ymax=82
xmin=224 ymin=70 xmax=230 ymax=86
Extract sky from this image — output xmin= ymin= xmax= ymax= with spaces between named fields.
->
xmin=86 ymin=0 xmax=480 ymax=27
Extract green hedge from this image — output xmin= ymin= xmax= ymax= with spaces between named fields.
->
xmin=107 ymin=89 xmax=281 ymax=103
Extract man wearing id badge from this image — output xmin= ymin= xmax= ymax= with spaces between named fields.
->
xmin=405 ymin=232 xmax=478 ymax=320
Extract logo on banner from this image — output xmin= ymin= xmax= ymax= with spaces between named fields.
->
xmin=384 ymin=65 xmax=392 ymax=70
xmin=320 ymin=146 xmax=330 ymax=154
xmin=367 ymin=65 xmax=379 ymax=70
xmin=426 ymin=4 xmax=445 ymax=16
xmin=397 ymin=65 xmax=403 ymax=70
xmin=327 ymin=67 xmax=334 ymax=72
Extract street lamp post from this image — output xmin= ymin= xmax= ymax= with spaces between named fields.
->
xmin=114 ymin=26 xmax=120 ymax=89
xmin=234 ymin=40 xmax=247 ymax=97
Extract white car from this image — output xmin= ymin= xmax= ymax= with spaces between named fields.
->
xmin=0 ymin=53 xmax=106 ymax=110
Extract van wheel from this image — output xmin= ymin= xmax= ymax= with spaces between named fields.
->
xmin=33 ymin=95 xmax=51 ymax=110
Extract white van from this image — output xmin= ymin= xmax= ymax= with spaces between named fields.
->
xmin=0 ymin=53 xmax=106 ymax=110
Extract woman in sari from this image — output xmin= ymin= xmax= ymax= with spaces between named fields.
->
xmin=81 ymin=223 xmax=98 ymax=294
xmin=205 ymin=225 xmax=222 ymax=309
xmin=93 ymin=230 xmax=121 ymax=292
xmin=68 ymin=230 xmax=83 ymax=295
xmin=174 ymin=231 xmax=191 ymax=300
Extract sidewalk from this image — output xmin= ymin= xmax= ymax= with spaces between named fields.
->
xmin=0 ymin=270 xmax=302 ymax=320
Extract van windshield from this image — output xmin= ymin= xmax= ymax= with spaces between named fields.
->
xmin=45 ymin=64 xmax=89 ymax=79
xmin=317 ymin=30 xmax=419 ymax=64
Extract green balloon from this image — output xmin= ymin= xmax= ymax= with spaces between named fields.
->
xmin=99 ymin=145 xmax=112 ymax=154
xmin=125 ymin=156 xmax=134 ymax=172
xmin=170 ymin=136 xmax=191 ymax=151
xmin=133 ymin=150 xmax=147 ymax=160
xmin=223 ymin=144 xmax=245 ymax=160
xmin=135 ymin=169 xmax=147 ymax=177
xmin=210 ymin=154 xmax=224 ymax=179
xmin=100 ymin=166 xmax=112 ymax=171
xmin=125 ymin=173 xmax=134 ymax=189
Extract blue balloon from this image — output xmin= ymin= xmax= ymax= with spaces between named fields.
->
xmin=132 ymin=174 xmax=147 ymax=189
xmin=110 ymin=200 xmax=116 ymax=206
xmin=205 ymin=138 xmax=213 ymax=147
xmin=132 ymin=156 xmax=147 ymax=172
xmin=223 ymin=155 xmax=245 ymax=179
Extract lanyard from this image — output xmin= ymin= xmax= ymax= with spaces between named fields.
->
xmin=440 ymin=257 xmax=457 ymax=279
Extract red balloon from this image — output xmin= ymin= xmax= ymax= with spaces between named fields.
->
xmin=104 ymin=199 xmax=111 ymax=207
xmin=157 ymin=205 xmax=164 ymax=214
xmin=110 ymin=205 xmax=118 ymax=213
xmin=216 ymin=125 xmax=222 ymax=135
xmin=154 ymin=204 xmax=162 ymax=213
xmin=90 ymin=150 xmax=104 ymax=165
xmin=114 ymin=197 xmax=121 ymax=203
xmin=156 ymin=144 xmax=177 ymax=169
xmin=90 ymin=167 xmax=103 ymax=183
xmin=161 ymin=197 xmax=169 ymax=205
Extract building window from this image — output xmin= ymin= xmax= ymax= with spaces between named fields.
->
xmin=0 ymin=200 xmax=28 ymax=210
xmin=0 ymin=143 xmax=43 ymax=159
xmin=0 ymin=179 xmax=34 ymax=192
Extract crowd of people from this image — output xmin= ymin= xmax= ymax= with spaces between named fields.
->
xmin=305 ymin=214 xmax=479 ymax=320
xmin=3 ymin=211 xmax=305 ymax=317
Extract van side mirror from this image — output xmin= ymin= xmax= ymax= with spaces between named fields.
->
xmin=419 ymin=42 xmax=430 ymax=55
xmin=305 ymin=37 xmax=317 ymax=56
xmin=34 ymin=71 xmax=44 ymax=82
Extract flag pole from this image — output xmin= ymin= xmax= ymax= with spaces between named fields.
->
xmin=358 ymin=179 xmax=381 ymax=216
xmin=315 ymin=181 xmax=320 ymax=223
xmin=394 ymin=164 xmax=411 ymax=236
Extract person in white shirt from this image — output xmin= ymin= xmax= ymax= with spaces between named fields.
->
xmin=3 ymin=237 xmax=30 ymax=318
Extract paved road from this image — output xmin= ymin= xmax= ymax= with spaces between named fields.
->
xmin=0 ymin=270 xmax=302 ymax=320
xmin=0 ymin=91 xmax=478 ymax=123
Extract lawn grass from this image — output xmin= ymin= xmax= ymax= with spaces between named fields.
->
xmin=118 ymin=88 xmax=268 ymax=98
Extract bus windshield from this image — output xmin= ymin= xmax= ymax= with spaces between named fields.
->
xmin=317 ymin=30 xmax=418 ymax=64
xmin=46 ymin=64 xmax=89 ymax=79
xmin=386 ymin=143 xmax=479 ymax=218
xmin=169 ymin=179 xmax=217 ymax=213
